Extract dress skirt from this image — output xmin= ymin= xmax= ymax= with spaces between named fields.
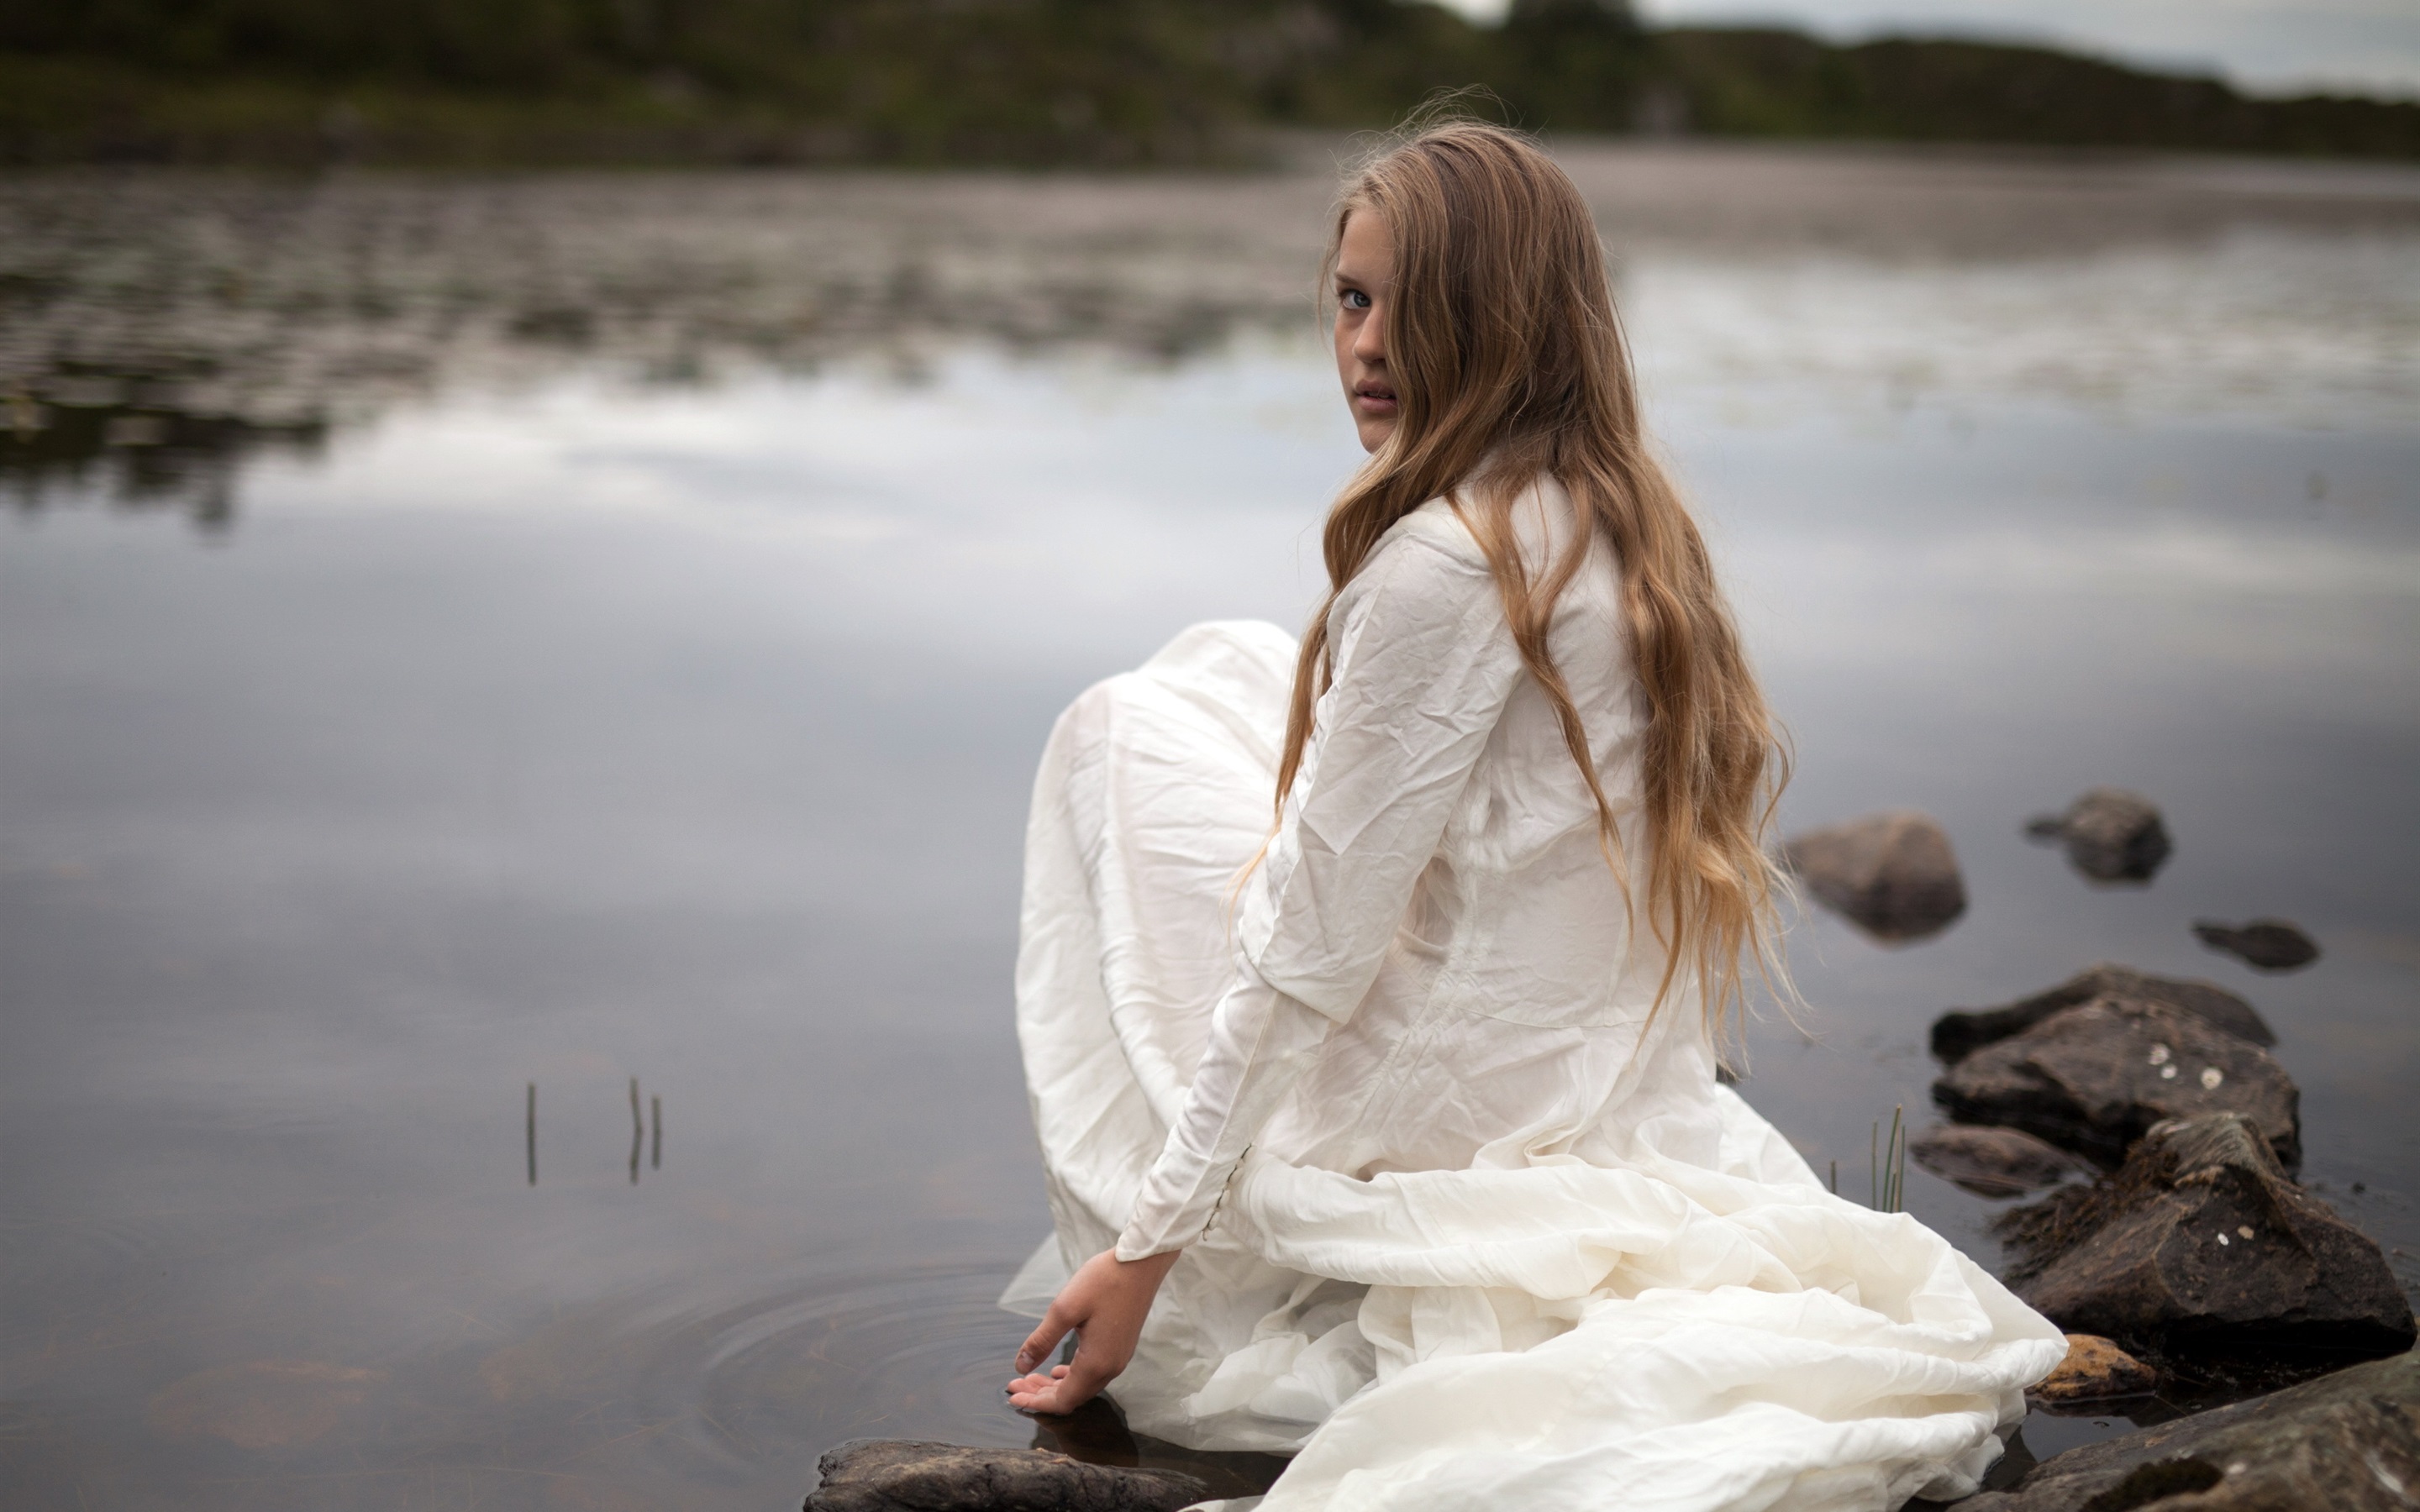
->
xmin=1005 ymin=620 xmax=2067 ymax=1512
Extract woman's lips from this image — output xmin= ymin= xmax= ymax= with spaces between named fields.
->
xmin=1355 ymin=384 xmax=1398 ymax=409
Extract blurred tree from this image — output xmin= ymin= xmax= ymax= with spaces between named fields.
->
xmin=0 ymin=0 xmax=2410 ymax=163
xmin=1493 ymin=0 xmax=1649 ymax=132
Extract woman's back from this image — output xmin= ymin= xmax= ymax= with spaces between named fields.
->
xmin=1249 ymin=480 xmax=1724 ymax=1187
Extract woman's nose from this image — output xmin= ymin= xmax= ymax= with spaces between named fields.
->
xmin=1354 ymin=311 xmax=1386 ymax=365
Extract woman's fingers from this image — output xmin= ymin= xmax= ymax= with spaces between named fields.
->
xmin=1004 ymin=1370 xmax=1055 ymax=1401
xmin=1005 ymin=1368 xmax=1080 ymax=1410
xmin=1053 ymin=1342 xmax=1116 ymax=1410
xmin=1007 ymin=1351 xmax=1113 ymax=1414
xmin=1013 ymin=1304 xmax=1075 ymax=1376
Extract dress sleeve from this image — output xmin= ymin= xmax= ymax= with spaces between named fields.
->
xmin=1116 ymin=528 xmax=1523 ymax=1259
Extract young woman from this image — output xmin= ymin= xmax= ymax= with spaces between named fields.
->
xmin=1002 ymin=121 xmax=2063 ymax=1511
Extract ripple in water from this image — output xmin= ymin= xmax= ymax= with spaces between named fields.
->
xmin=652 ymin=1259 xmax=1038 ymax=1462
xmin=585 ymin=1256 xmax=1286 ymax=1500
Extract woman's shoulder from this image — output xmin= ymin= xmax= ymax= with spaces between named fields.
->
xmin=1336 ymin=480 xmax=1552 ymax=643
xmin=1345 ymin=501 xmax=1493 ymax=623
xmin=1370 ymin=473 xmax=1575 ymax=575
xmin=1380 ymin=497 xmax=1485 ymax=567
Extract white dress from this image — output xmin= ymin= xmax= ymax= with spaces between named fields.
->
xmin=1004 ymin=482 xmax=2065 ymax=1511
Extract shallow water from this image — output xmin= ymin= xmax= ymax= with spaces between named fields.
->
xmin=3 ymin=148 xmax=2416 ymax=1507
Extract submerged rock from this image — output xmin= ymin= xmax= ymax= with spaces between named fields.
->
xmin=2028 ymin=1334 xmax=2158 ymax=1404
xmin=1953 ymin=1347 xmax=2419 ymax=1511
xmin=2024 ymin=787 xmax=2172 ymax=882
xmin=2193 ymin=918 xmax=2320 ymax=972
xmin=1909 ymin=1124 xmax=2084 ymax=1199
xmin=803 ymin=1439 xmax=1210 ymax=1512
xmin=1998 ymin=1115 xmax=2415 ymax=1361
xmin=1933 ymin=997 xmax=2301 ymax=1171
xmin=147 ymin=1359 xmax=386 ymax=1451
xmin=1781 ymin=811 xmax=1966 ymax=941
xmin=1931 ymin=963 xmax=2275 ymax=1064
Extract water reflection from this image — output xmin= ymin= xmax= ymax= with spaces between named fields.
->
xmin=1 ymin=148 xmax=2415 ymax=1507
xmin=3 ymin=373 xmax=328 ymax=528
xmin=0 ymin=166 xmax=1343 ymax=529
xmin=4 ymin=150 xmax=2413 ymax=528
xmin=1027 ymin=1399 xmax=1290 ymax=1501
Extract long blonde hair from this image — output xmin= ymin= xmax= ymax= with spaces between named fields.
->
xmin=1281 ymin=118 xmax=1790 ymax=1055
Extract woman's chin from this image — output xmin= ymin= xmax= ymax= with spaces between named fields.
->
xmin=1355 ymin=416 xmax=1398 ymax=453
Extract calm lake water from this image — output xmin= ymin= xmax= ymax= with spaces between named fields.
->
xmin=3 ymin=146 xmax=2417 ymax=1508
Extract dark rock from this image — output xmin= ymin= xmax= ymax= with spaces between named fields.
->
xmin=2192 ymin=918 xmax=2320 ymax=972
xmin=1998 ymin=1115 xmax=2415 ymax=1361
xmin=1910 ymin=1124 xmax=2085 ymax=1198
xmin=804 ymin=1439 xmax=1211 ymax=1512
xmin=1950 ymin=1347 xmax=2420 ymax=1511
xmin=1781 ymin=810 xmax=1966 ymax=941
xmin=1023 ymin=1396 xmax=1288 ymax=1502
xmin=1931 ymin=964 xmax=2275 ymax=1065
xmin=1933 ymin=998 xmax=2301 ymax=1171
xmin=2024 ymin=787 xmax=2172 ymax=882
xmin=2029 ymin=1334 xmax=2159 ymax=1404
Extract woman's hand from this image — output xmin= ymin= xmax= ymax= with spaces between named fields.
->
xmin=1005 ymin=1247 xmax=1181 ymax=1415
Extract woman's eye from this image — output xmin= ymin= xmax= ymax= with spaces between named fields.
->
xmin=1341 ymin=290 xmax=1370 ymax=311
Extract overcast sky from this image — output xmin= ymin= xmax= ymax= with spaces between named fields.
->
xmin=1436 ymin=0 xmax=2420 ymax=98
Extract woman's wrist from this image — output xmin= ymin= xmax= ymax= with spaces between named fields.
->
xmin=1112 ymin=1231 xmax=1187 ymax=1265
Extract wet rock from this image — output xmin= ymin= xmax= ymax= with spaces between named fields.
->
xmin=803 ymin=1439 xmax=1210 ymax=1512
xmin=2029 ymin=1335 xmax=2159 ymax=1404
xmin=1998 ymin=1115 xmax=2415 ymax=1360
xmin=1910 ymin=1124 xmax=2084 ymax=1199
xmin=2024 ymin=787 xmax=2172 ymax=881
xmin=1933 ymin=997 xmax=2300 ymax=1171
xmin=1781 ymin=810 xmax=1966 ymax=941
xmin=2192 ymin=918 xmax=2319 ymax=972
xmin=1951 ymin=1347 xmax=2419 ymax=1511
xmin=1931 ymin=964 xmax=2275 ymax=1064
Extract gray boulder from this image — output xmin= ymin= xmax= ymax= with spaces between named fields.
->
xmin=1781 ymin=811 xmax=1967 ymax=941
xmin=2025 ymin=787 xmax=2172 ymax=881
xmin=1997 ymin=1115 xmax=2414 ymax=1360
xmin=1910 ymin=1124 xmax=2085 ymax=1199
xmin=1931 ymin=964 xmax=2274 ymax=1064
xmin=2192 ymin=918 xmax=2320 ymax=972
xmin=803 ymin=1440 xmax=1210 ymax=1512
xmin=1933 ymin=997 xmax=2301 ymax=1171
xmin=1948 ymin=1347 xmax=2418 ymax=1512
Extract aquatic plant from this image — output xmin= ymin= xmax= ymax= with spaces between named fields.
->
xmin=1873 ymin=1105 xmax=1907 ymax=1214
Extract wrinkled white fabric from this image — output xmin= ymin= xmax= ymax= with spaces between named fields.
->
xmin=1007 ymin=484 xmax=2065 ymax=1509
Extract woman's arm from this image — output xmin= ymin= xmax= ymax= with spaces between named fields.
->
xmin=1009 ymin=524 xmax=1523 ymax=1415
xmin=1123 ymin=527 xmax=1523 ymax=1252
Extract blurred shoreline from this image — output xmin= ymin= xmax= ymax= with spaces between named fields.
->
xmin=4 ymin=7 xmax=2416 ymax=172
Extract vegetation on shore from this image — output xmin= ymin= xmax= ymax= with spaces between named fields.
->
xmin=2 ymin=0 xmax=2414 ymax=166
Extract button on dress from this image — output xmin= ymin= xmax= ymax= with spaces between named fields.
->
xmin=1005 ymin=482 xmax=2065 ymax=1510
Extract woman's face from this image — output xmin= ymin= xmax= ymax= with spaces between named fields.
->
xmin=1334 ymin=209 xmax=1397 ymax=454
